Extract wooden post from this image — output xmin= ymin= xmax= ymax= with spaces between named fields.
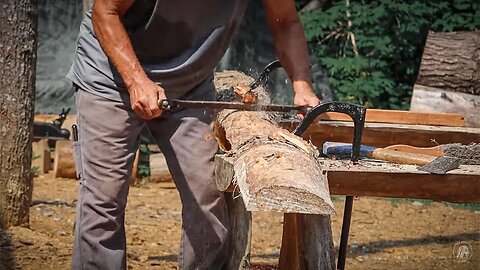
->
xmin=279 ymin=214 xmax=336 ymax=270
xmin=213 ymin=70 xmax=335 ymax=269
xmin=32 ymin=139 xmax=51 ymax=175
xmin=54 ymin=140 xmax=76 ymax=179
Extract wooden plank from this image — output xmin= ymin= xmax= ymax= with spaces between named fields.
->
xmin=214 ymin=71 xmax=334 ymax=215
xmin=410 ymin=85 xmax=480 ymax=128
xmin=54 ymin=140 xmax=75 ymax=179
xmin=319 ymin=109 xmax=465 ymax=127
xmin=32 ymin=139 xmax=51 ymax=174
xmin=323 ymin=159 xmax=480 ymax=204
xmin=285 ymin=121 xmax=480 ymax=149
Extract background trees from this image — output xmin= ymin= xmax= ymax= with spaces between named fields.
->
xmin=298 ymin=0 xmax=480 ymax=109
xmin=0 ymin=0 xmax=38 ymax=228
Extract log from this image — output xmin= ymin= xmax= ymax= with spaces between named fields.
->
xmin=52 ymin=115 xmax=77 ymax=179
xmin=213 ymin=71 xmax=334 ymax=214
xmin=279 ymin=214 xmax=336 ymax=270
xmin=32 ymin=139 xmax=51 ymax=174
xmin=54 ymin=140 xmax=76 ymax=179
xmin=214 ymin=71 xmax=335 ymax=270
xmin=410 ymin=85 xmax=480 ymax=127
xmin=416 ymin=31 xmax=480 ymax=95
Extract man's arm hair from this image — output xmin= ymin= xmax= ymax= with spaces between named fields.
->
xmin=262 ymin=0 xmax=313 ymax=92
xmin=92 ymin=0 xmax=148 ymax=90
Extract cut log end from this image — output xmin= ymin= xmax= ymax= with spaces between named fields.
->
xmin=253 ymin=187 xmax=335 ymax=214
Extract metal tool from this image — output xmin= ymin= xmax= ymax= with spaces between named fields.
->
xmin=323 ymin=142 xmax=461 ymax=174
xmin=418 ymin=156 xmax=461 ymax=174
xmin=248 ymin=60 xmax=282 ymax=90
xmin=33 ymin=108 xmax=71 ymax=140
xmin=158 ymin=98 xmax=311 ymax=113
xmin=291 ymin=102 xmax=366 ymax=270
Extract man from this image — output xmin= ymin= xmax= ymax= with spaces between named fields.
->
xmin=67 ymin=0 xmax=321 ymax=269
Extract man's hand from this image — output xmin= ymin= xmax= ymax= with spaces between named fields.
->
xmin=128 ymin=78 xmax=165 ymax=119
xmin=92 ymin=0 xmax=165 ymax=119
xmin=293 ymin=81 xmax=321 ymax=119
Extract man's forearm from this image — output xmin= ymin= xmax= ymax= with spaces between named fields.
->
xmin=263 ymin=0 xmax=313 ymax=93
xmin=271 ymin=20 xmax=313 ymax=92
xmin=92 ymin=0 xmax=147 ymax=89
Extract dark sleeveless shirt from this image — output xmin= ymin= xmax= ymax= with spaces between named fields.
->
xmin=67 ymin=0 xmax=248 ymax=101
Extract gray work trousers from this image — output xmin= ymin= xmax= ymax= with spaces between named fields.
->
xmin=71 ymin=81 xmax=229 ymax=270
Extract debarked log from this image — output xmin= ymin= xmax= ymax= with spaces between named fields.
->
xmin=213 ymin=71 xmax=336 ymax=270
xmin=213 ymin=71 xmax=334 ymax=215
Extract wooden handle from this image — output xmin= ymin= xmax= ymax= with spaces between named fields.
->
xmin=385 ymin=144 xmax=443 ymax=157
xmin=370 ymin=148 xmax=437 ymax=166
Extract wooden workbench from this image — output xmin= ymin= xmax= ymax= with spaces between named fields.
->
xmin=217 ymin=117 xmax=480 ymax=270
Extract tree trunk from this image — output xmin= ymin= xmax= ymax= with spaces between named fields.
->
xmin=416 ymin=31 xmax=480 ymax=95
xmin=0 ymin=0 xmax=38 ymax=228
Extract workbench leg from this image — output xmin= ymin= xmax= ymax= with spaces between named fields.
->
xmin=279 ymin=213 xmax=336 ymax=270
xmin=224 ymin=192 xmax=252 ymax=270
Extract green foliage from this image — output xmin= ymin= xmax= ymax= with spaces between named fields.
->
xmin=137 ymin=144 xmax=151 ymax=178
xmin=300 ymin=0 xmax=480 ymax=109
xmin=31 ymin=154 xmax=40 ymax=175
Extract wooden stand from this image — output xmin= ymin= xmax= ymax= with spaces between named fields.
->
xmin=215 ymin=155 xmax=336 ymax=270
xmin=32 ymin=139 xmax=51 ymax=174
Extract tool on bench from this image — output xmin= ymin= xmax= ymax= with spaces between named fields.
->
xmin=323 ymin=142 xmax=461 ymax=174
xmin=386 ymin=143 xmax=480 ymax=165
xmin=33 ymin=108 xmax=71 ymax=140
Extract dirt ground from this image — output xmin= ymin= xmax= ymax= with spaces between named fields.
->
xmin=1 ymin=173 xmax=479 ymax=270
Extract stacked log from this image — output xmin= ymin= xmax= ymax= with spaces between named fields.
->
xmin=411 ymin=31 xmax=480 ymax=127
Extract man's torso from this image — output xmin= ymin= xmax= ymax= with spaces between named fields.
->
xmin=67 ymin=0 xmax=248 ymax=101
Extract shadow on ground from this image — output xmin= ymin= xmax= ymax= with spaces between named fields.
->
xmin=0 ymin=224 xmax=15 ymax=270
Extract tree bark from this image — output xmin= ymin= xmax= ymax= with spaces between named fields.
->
xmin=0 ymin=0 xmax=38 ymax=228
xmin=416 ymin=31 xmax=480 ymax=95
